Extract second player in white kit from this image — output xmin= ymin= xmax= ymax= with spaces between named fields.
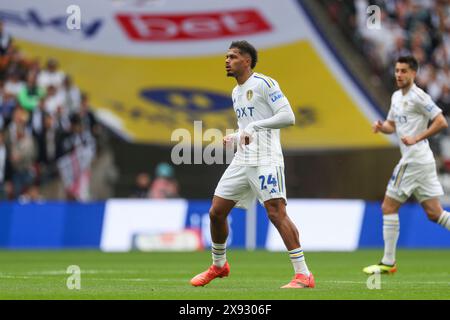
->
xmin=386 ymin=83 xmax=444 ymax=203
xmin=364 ymin=56 xmax=449 ymax=275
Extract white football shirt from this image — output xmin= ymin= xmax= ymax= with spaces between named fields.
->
xmin=387 ymin=84 xmax=442 ymax=164
xmin=231 ymin=72 xmax=291 ymax=166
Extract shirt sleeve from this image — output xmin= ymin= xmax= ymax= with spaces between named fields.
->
xmin=244 ymin=79 xmax=295 ymax=135
xmin=415 ymin=92 xmax=442 ymax=120
xmin=262 ymin=79 xmax=290 ymax=111
xmin=387 ymin=94 xmax=395 ymax=121
xmin=387 ymin=106 xmax=395 ymax=122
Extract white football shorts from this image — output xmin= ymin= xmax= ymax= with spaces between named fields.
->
xmin=214 ymin=163 xmax=287 ymax=209
xmin=386 ymin=162 xmax=444 ymax=203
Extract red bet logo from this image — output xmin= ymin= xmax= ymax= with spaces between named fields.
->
xmin=116 ymin=9 xmax=271 ymax=41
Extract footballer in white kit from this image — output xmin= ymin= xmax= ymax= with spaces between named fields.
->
xmin=385 ymin=83 xmax=444 ymax=203
xmin=190 ymin=41 xmax=315 ymax=289
xmin=214 ymin=71 xmax=290 ymax=210
xmin=364 ymin=56 xmax=449 ymax=275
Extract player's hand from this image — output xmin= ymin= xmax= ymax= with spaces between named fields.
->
xmin=223 ymin=134 xmax=235 ymax=147
xmin=401 ymin=136 xmax=417 ymax=146
xmin=372 ymin=120 xmax=383 ymax=133
xmin=239 ymin=131 xmax=252 ymax=147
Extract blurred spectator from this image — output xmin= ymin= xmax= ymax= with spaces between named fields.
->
xmin=0 ymin=19 xmax=12 ymax=57
xmin=387 ymin=35 xmax=410 ymax=68
xmin=57 ymin=113 xmax=95 ymax=159
xmin=355 ymin=0 xmax=403 ymax=71
xmin=0 ymin=130 xmax=11 ymax=200
xmin=4 ymin=70 xmax=24 ymax=96
xmin=44 ymin=85 xmax=64 ymax=115
xmin=54 ymin=105 xmax=71 ymax=133
xmin=18 ymin=184 xmax=44 ymax=203
xmin=6 ymin=108 xmax=36 ymax=197
xmin=26 ymin=58 xmax=41 ymax=78
xmin=60 ymin=75 xmax=81 ymax=114
xmin=33 ymin=111 xmax=58 ymax=185
xmin=0 ymin=84 xmax=17 ymax=129
xmin=2 ymin=46 xmax=28 ymax=81
xmin=437 ymin=85 xmax=450 ymax=117
xmin=130 ymin=172 xmax=151 ymax=198
xmin=37 ymin=58 xmax=65 ymax=89
xmin=31 ymin=97 xmax=46 ymax=136
xmin=7 ymin=107 xmax=29 ymax=145
xmin=79 ymin=93 xmax=99 ymax=137
xmin=0 ymin=130 xmax=5 ymax=172
xmin=17 ymin=73 xmax=45 ymax=112
xmin=56 ymin=113 xmax=96 ymax=201
xmin=149 ymin=162 xmax=179 ymax=199
xmin=437 ymin=65 xmax=450 ymax=88
xmin=426 ymin=66 xmax=443 ymax=101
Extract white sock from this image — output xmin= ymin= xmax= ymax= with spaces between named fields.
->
xmin=211 ymin=242 xmax=226 ymax=268
xmin=381 ymin=214 xmax=400 ymax=266
xmin=289 ymin=248 xmax=310 ymax=276
xmin=437 ymin=211 xmax=450 ymax=230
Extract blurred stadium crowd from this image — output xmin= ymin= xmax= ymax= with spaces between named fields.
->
xmin=0 ymin=20 xmax=102 ymax=201
xmin=322 ymin=0 xmax=449 ymax=110
xmin=321 ymin=0 xmax=450 ymax=201
xmin=130 ymin=162 xmax=179 ymax=199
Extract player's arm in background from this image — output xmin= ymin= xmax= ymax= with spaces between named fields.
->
xmin=401 ymin=94 xmax=448 ymax=146
xmin=373 ymin=100 xmax=396 ymax=134
xmin=240 ymin=80 xmax=295 ymax=145
xmin=373 ymin=119 xmax=396 ymax=134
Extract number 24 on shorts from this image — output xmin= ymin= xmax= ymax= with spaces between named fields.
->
xmin=259 ymin=174 xmax=277 ymax=190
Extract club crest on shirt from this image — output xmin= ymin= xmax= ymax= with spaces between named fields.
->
xmin=246 ymin=90 xmax=253 ymax=101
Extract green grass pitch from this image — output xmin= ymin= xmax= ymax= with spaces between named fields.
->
xmin=0 ymin=250 xmax=448 ymax=300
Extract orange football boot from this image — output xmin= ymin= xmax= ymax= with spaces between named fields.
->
xmin=281 ymin=273 xmax=315 ymax=289
xmin=190 ymin=262 xmax=230 ymax=287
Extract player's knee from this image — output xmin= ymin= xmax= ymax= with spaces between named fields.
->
xmin=209 ymin=206 xmax=227 ymax=222
xmin=381 ymin=202 xmax=396 ymax=215
xmin=267 ymin=211 xmax=283 ymax=225
xmin=265 ymin=207 xmax=275 ymax=220
xmin=425 ymin=208 xmax=441 ymax=222
xmin=422 ymin=201 xmax=443 ymax=222
xmin=381 ymin=203 xmax=390 ymax=215
xmin=265 ymin=203 xmax=286 ymax=225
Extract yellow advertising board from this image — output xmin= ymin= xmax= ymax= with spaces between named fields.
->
xmin=5 ymin=0 xmax=394 ymax=149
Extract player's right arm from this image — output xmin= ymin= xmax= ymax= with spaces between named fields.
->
xmin=223 ymin=131 xmax=239 ymax=146
xmin=374 ymin=97 xmax=396 ymax=134
xmin=373 ymin=119 xmax=395 ymax=134
xmin=224 ymin=88 xmax=240 ymax=147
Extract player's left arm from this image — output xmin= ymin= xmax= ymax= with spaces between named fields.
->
xmin=401 ymin=98 xmax=448 ymax=146
xmin=244 ymin=104 xmax=295 ymax=134
xmin=240 ymin=82 xmax=295 ymax=145
xmin=402 ymin=113 xmax=448 ymax=145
